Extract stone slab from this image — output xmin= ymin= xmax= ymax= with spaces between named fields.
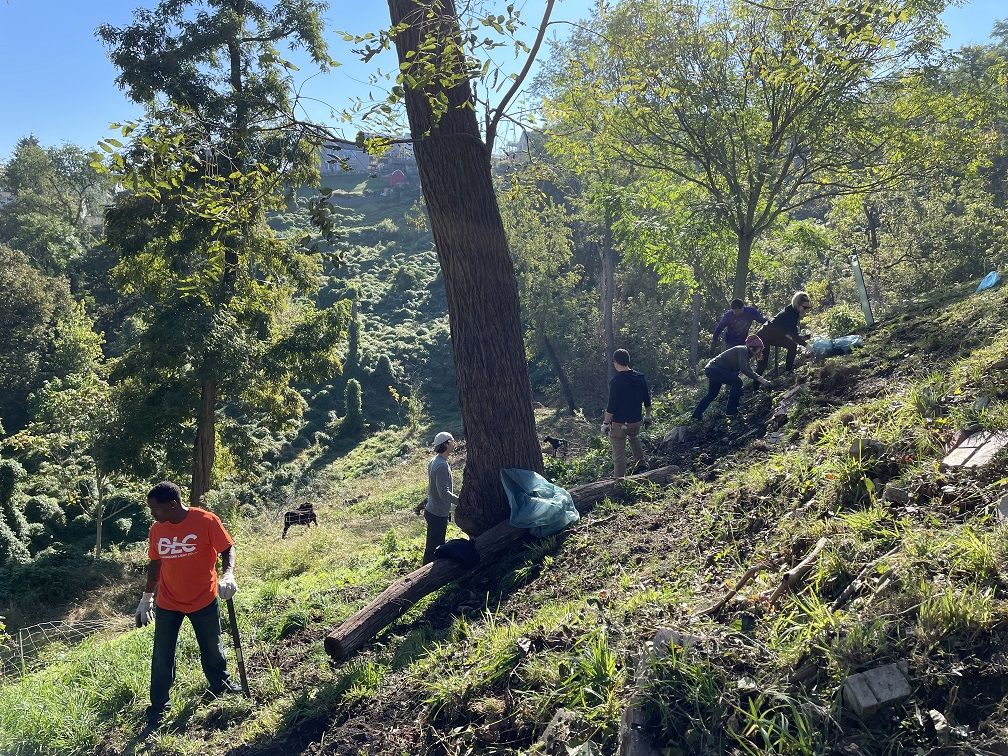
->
xmin=843 ymin=673 xmax=881 ymax=717
xmin=998 ymin=494 xmax=1008 ymax=522
xmin=942 ymin=431 xmax=1008 ymax=468
xmin=651 ymin=627 xmax=703 ymax=658
xmin=843 ymin=662 xmax=911 ymax=717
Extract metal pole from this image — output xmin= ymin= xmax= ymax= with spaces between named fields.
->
xmin=225 ymin=597 xmax=251 ymax=697
xmin=851 ymin=254 xmax=875 ymax=327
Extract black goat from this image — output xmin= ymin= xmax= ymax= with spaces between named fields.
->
xmin=282 ymin=503 xmax=318 ymax=538
xmin=543 ymin=435 xmax=569 ymax=458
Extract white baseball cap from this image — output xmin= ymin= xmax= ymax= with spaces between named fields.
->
xmin=432 ymin=431 xmax=455 ymax=448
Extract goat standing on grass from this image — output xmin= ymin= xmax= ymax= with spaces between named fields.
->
xmin=282 ymin=503 xmax=317 ymax=538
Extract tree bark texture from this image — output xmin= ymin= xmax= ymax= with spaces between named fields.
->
xmin=93 ymin=469 xmax=106 ymax=558
xmin=733 ymin=229 xmax=754 ymax=301
xmin=387 ymin=0 xmax=543 ymax=537
xmin=191 ymin=379 xmax=217 ymax=506
xmin=94 ymin=502 xmax=104 ymax=559
xmin=324 ymin=463 xmax=681 ymax=661
xmin=543 ymin=334 xmax=577 ymax=415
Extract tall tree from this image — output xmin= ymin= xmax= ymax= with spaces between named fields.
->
xmin=549 ymin=0 xmax=951 ymax=300
xmin=382 ymin=0 xmax=546 ymax=535
xmin=99 ymin=0 xmax=345 ymax=504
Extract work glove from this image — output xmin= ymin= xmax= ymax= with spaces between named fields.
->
xmin=801 ymin=344 xmax=813 ymax=356
xmin=643 ymin=413 xmax=652 ymax=430
xmin=414 ymin=498 xmax=427 ymax=516
xmin=135 ymin=592 xmax=154 ymax=627
xmin=600 ymin=422 xmax=611 ymax=436
xmin=217 ymin=572 xmax=238 ymax=601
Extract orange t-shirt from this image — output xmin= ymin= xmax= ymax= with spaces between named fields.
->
xmin=148 ymin=507 xmax=234 ymax=613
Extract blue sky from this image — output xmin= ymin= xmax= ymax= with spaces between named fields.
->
xmin=0 ymin=0 xmax=1004 ymax=160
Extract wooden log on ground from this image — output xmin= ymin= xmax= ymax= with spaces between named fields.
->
xmin=696 ymin=562 xmax=772 ymax=617
xmin=767 ymin=537 xmax=829 ymax=606
xmin=324 ymin=464 xmax=681 ymax=661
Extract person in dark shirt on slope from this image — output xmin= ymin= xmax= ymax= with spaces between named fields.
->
xmin=692 ymin=335 xmax=772 ymax=421
xmin=754 ymin=290 xmax=813 ymax=383
xmin=601 ymin=349 xmax=652 ymax=477
xmin=712 ymin=298 xmax=767 ymax=349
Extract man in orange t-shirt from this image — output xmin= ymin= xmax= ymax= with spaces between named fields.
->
xmin=135 ymin=481 xmax=239 ymax=729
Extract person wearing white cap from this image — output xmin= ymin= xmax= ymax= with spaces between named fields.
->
xmin=422 ymin=431 xmax=458 ymax=564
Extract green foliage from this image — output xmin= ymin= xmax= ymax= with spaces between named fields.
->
xmin=0 ymin=546 xmax=123 ymax=607
xmin=344 ymin=379 xmax=364 ymax=435
xmin=820 ymin=303 xmax=864 ymax=337
xmin=345 ymin=304 xmax=360 ymax=375
xmin=94 ymin=0 xmax=347 ymax=492
xmin=545 ymin=0 xmax=956 ymax=297
xmin=0 ymin=245 xmax=80 ymax=432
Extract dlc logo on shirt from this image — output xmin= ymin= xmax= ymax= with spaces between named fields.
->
xmin=158 ymin=534 xmax=198 ymax=557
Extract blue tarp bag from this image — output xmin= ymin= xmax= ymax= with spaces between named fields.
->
xmin=500 ymin=468 xmax=580 ymax=538
xmin=977 ymin=271 xmax=1000 ymax=293
xmin=811 ymin=334 xmax=862 ymax=357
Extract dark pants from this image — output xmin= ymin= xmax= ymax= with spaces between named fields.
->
xmin=693 ymin=366 xmax=743 ymax=419
xmin=150 ymin=598 xmax=231 ymax=718
xmin=422 ymin=509 xmax=449 ymax=565
xmin=756 ymin=328 xmax=798 ymax=374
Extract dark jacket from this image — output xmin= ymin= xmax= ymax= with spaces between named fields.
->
xmin=706 ymin=345 xmax=760 ymax=380
xmin=606 ymin=369 xmax=652 ymax=423
xmin=759 ymin=305 xmax=807 ymax=347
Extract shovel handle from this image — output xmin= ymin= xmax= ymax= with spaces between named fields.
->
xmin=225 ymin=597 xmax=251 ymax=698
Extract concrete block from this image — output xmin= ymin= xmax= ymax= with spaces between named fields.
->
xmin=942 ymin=430 xmax=1008 ymax=468
xmin=843 ymin=662 xmax=911 ymax=717
xmin=998 ymin=494 xmax=1008 ymax=522
xmin=843 ymin=673 xmax=881 ymax=717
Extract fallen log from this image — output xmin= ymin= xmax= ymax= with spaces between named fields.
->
xmin=766 ymin=537 xmax=829 ymax=607
xmin=696 ymin=562 xmax=772 ymax=617
xmin=829 ymin=545 xmax=899 ymax=612
xmin=324 ymin=464 xmax=682 ymax=661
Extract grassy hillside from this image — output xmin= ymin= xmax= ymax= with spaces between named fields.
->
xmin=3 ymin=282 xmax=1008 ymax=755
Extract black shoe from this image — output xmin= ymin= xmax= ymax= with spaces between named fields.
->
xmin=207 ymin=679 xmax=242 ymax=698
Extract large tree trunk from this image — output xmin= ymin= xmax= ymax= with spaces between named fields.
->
xmin=191 ymin=379 xmax=217 ymax=506
xmin=388 ymin=0 xmax=542 ymax=536
xmin=542 ymin=334 xmax=577 ymax=415
xmin=732 ymin=229 xmax=754 ymax=301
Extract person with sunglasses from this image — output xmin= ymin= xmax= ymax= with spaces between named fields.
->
xmin=754 ymin=291 xmax=813 ymax=384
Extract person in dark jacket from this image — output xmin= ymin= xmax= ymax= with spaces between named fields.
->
xmin=712 ymin=299 xmax=767 ymax=348
xmin=755 ymin=291 xmax=813 ymax=378
xmin=601 ymin=349 xmax=652 ymax=477
xmin=692 ymin=335 xmax=772 ymax=420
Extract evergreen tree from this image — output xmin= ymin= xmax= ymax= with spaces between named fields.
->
xmin=99 ymin=0 xmax=346 ymax=504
